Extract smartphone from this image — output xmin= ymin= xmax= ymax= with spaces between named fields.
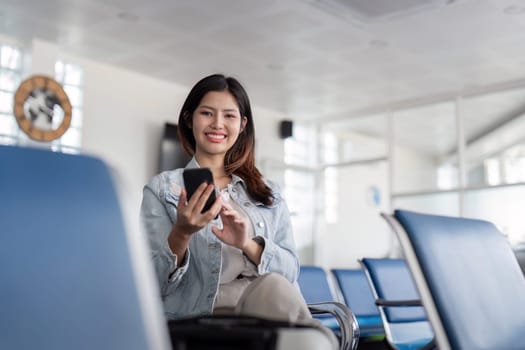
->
xmin=183 ymin=168 xmax=217 ymax=215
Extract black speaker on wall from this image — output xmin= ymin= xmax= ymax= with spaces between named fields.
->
xmin=158 ymin=123 xmax=191 ymax=172
xmin=279 ymin=120 xmax=293 ymax=139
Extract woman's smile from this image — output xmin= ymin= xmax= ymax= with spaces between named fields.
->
xmin=205 ymin=132 xmax=227 ymax=142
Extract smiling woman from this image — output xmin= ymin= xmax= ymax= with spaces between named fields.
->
xmin=139 ymin=74 xmax=333 ymax=344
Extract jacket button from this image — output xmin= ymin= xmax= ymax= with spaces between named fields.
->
xmin=243 ymin=202 xmax=251 ymax=207
xmin=257 ymin=222 xmax=264 ymax=228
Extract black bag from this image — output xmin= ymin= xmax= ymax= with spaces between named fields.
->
xmin=168 ymin=314 xmax=335 ymax=350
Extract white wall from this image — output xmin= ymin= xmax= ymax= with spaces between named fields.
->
xmin=319 ymin=162 xmax=391 ymax=269
xmin=80 ymin=60 xmax=187 ymax=219
xmin=23 ymin=39 xmax=286 ymax=225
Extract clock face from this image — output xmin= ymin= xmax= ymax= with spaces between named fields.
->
xmin=13 ymin=75 xmax=72 ymax=142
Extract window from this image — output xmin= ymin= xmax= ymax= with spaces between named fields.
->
xmin=388 ymin=88 xmax=525 ymax=246
xmin=284 ymin=124 xmax=317 ymax=167
xmin=502 ymin=144 xmax=525 ymax=184
xmin=284 ymin=123 xmax=317 ymax=261
xmin=392 ymin=101 xmax=457 ymax=193
xmin=0 ymin=44 xmax=22 ymax=146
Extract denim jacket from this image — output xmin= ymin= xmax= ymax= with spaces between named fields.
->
xmin=140 ymin=158 xmax=300 ymax=319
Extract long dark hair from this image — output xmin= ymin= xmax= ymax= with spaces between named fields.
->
xmin=178 ymin=74 xmax=273 ymax=206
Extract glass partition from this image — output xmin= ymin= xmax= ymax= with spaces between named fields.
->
xmin=392 ymin=101 xmax=457 ymax=194
xmin=320 ymin=113 xmax=387 ymax=163
xmin=464 ymin=185 xmax=525 ymax=245
xmin=312 ymin=83 xmax=525 ymax=267
xmin=463 ymin=87 xmax=525 ymax=188
xmin=393 ymin=192 xmax=460 ymax=217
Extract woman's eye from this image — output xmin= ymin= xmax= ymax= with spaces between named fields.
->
xmin=201 ymin=111 xmax=212 ymax=116
xmin=225 ymin=114 xmax=237 ymax=119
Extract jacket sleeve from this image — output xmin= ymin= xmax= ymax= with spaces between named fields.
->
xmin=140 ymin=175 xmax=190 ymax=294
xmin=256 ymin=195 xmax=300 ymax=284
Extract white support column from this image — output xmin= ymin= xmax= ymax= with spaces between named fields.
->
xmin=387 ymin=110 xmax=401 ymax=257
xmin=313 ymin=122 xmax=323 ymax=266
xmin=456 ymin=96 xmax=466 ymax=216
xmin=387 ymin=110 xmax=394 ymax=212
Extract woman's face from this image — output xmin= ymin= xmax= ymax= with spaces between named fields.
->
xmin=192 ymin=90 xmax=247 ymax=160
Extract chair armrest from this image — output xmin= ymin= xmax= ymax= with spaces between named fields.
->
xmin=375 ymin=298 xmax=422 ymax=307
xmin=308 ymin=301 xmax=360 ymax=350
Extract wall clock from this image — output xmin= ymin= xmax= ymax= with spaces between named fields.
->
xmin=13 ymin=75 xmax=72 ymax=142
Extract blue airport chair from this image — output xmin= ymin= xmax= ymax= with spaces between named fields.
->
xmin=359 ymin=258 xmax=435 ymax=350
xmin=0 ymin=145 xmax=358 ymax=350
xmin=0 ymin=145 xmax=170 ymax=350
xmin=298 ymin=266 xmax=339 ymax=329
xmin=330 ymin=269 xmax=384 ymax=339
xmin=298 ymin=265 xmax=360 ymax=349
xmin=384 ymin=209 xmax=525 ymax=350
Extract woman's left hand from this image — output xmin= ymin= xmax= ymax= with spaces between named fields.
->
xmin=211 ymin=202 xmax=249 ymax=250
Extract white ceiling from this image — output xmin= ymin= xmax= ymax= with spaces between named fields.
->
xmin=2 ymin=0 xmax=525 ymax=153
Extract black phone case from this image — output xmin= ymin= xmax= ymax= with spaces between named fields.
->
xmin=183 ymin=168 xmax=217 ymax=214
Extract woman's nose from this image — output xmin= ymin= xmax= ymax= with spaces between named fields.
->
xmin=211 ymin=114 xmax=224 ymax=128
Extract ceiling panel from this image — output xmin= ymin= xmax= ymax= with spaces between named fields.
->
xmin=1 ymin=0 xmax=525 ymax=154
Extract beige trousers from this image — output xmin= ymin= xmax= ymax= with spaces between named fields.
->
xmin=215 ymin=273 xmax=339 ymax=348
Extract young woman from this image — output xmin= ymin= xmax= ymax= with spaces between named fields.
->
xmin=140 ymin=74 xmax=310 ymax=322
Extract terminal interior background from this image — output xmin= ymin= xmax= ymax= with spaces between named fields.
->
xmin=1 ymin=0 xmax=525 ymax=268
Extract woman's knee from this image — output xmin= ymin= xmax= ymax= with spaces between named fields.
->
xmin=235 ymin=273 xmax=310 ymax=323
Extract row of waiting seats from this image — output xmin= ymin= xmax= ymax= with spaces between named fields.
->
xmin=300 ymin=209 xmax=525 ymax=350
xmin=298 ymin=260 xmax=435 ymax=350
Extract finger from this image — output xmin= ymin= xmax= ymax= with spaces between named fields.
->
xmin=200 ymin=195 xmax=222 ymax=222
xmin=219 ymin=210 xmax=234 ymax=222
xmin=221 ymin=208 xmax=241 ymax=221
xmin=211 ymin=226 xmax=224 ymax=240
xmin=219 ymin=202 xmax=237 ymax=216
xmin=194 ymin=184 xmax=215 ymax=214
xmin=179 ymin=188 xmax=188 ymax=207
xmin=187 ymin=182 xmax=209 ymax=206
xmin=185 ymin=183 xmax=210 ymax=216
xmin=211 ymin=226 xmax=220 ymax=235
xmin=220 ymin=202 xmax=234 ymax=211
xmin=209 ymin=195 xmax=223 ymax=218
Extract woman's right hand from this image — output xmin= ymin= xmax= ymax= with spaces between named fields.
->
xmin=168 ymin=183 xmax=222 ymax=259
